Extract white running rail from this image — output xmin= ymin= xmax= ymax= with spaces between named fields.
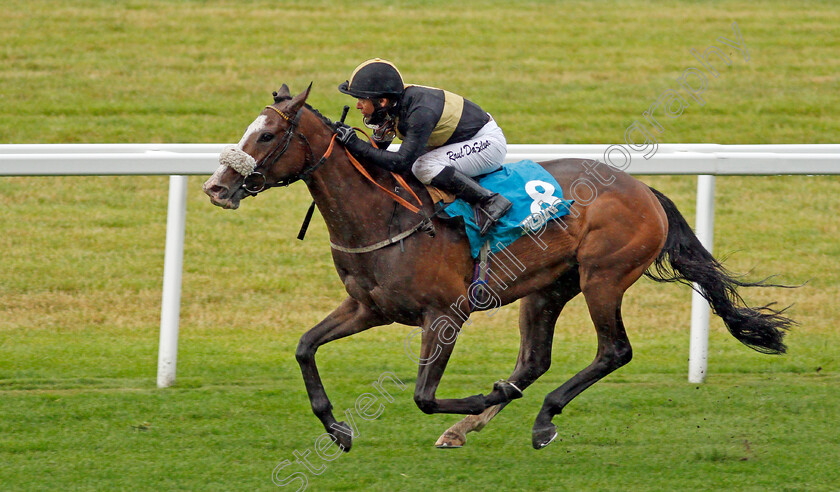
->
xmin=2 ymin=143 xmax=839 ymax=386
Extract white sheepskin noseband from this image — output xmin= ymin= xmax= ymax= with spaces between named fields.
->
xmin=219 ymin=145 xmax=257 ymax=176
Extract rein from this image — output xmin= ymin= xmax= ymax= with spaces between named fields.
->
xmin=237 ymin=103 xmax=432 ymax=252
xmin=241 ymin=106 xmax=422 ymax=213
xmin=325 ymin=143 xmax=432 ymax=253
xmin=342 ymin=129 xmax=423 ymax=214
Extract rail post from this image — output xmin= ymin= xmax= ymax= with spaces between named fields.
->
xmin=688 ymin=174 xmax=715 ymax=383
xmin=157 ymin=175 xmax=188 ymax=388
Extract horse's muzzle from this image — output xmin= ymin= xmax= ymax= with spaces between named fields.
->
xmin=203 ymin=172 xmax=242 ymax=209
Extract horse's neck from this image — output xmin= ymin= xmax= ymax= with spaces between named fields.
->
xmin=306 ymin=144 xmax=414 ymax=247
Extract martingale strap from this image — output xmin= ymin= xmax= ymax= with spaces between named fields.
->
xmin=329 ymin=217 xmax=433 ymax=254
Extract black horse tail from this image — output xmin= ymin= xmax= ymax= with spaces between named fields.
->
xmin=644 ymin=187 xmax=794 ymax=354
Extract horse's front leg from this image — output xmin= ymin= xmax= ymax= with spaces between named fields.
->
xmin=412 ymin=310 xmax=522 ymax=415
xmin=295 ymin=297 xmax=390 ymax=452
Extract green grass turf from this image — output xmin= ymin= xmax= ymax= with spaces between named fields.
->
xmin=1 ymin=1 xmax=839 ymax=490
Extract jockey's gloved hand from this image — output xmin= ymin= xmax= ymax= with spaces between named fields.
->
xmin=334 ymin=122 xmax=359 ymax=146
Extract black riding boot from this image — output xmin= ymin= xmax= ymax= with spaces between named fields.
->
xmin=430 ymin=167 xmax=512 ymax=235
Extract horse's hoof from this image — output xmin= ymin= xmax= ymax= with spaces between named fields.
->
xmin=329 ymin=421 xmax=353 ymax=452
xmin=532 ymin=424 xmax=558 ymax=450
xmin=494 ymin=380 xmax=524 ymax=401
xmin=435 ymin=430 xmax=465 ymax=448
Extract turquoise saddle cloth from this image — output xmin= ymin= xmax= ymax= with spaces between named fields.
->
xmin=441 ymin=160 xmax=574 ymax=258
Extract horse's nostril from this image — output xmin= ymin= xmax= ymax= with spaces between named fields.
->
xmin=206 ymin=183 xmax=228 ymax=196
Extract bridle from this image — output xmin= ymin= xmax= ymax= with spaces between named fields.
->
xmin=240 ymin=104 xmax=319 ymax=196
xmin=232 ymin=99 xmax=432 ymax=250
xmin=237 ymin=102 xmax=423 ymax=214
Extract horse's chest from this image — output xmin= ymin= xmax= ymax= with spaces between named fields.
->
xmin=335 ymin=259 xmax=426 ymax=317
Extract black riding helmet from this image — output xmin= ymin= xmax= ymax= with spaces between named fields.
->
xmin=338 ymin=58 xmax=405 ymax=99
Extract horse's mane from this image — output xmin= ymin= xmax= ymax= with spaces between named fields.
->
xmin=271 ymin=89 xmax=417 ymax=187
xmin=304 ymin=103 xmax=336 ymax=129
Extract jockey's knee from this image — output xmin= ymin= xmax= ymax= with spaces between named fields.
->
xmin=411 ymin=158 xmax=446 ymax=185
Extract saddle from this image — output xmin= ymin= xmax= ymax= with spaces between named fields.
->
xmin=427 ymin=161 xmax=575 ymax=259
xmin=425 ymin=185 xmax=456 ymax=205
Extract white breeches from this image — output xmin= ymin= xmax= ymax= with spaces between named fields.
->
xmin=411 ymin=117 xmax=507 ymax=184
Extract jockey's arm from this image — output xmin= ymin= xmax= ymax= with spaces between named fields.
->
xmin=343 ymin=108 xmax=436 ymax=173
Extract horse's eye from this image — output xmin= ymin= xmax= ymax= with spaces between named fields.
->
xmin=258 ymin=132 xmax=274 ymax=143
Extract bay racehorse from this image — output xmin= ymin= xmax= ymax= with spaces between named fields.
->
xmin=203 ymin=85 xmax=793 ymax=450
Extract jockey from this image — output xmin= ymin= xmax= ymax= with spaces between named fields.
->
xmin=335 ymin=58 xmax=512 ymax=235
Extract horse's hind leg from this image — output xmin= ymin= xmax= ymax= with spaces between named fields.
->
xmin=436 ymin=270 xmax=581 ymax=448
xmin=435 ymin=403 xmax=506 ymax=448
xmin=531 ymin=261 xmax=644 ymax=449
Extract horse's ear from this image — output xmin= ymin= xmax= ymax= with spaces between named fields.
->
xmin=288 ymin=82 xmax=312 ymax=112
xmin=272 ymin=84 xmax=292 ymax=102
